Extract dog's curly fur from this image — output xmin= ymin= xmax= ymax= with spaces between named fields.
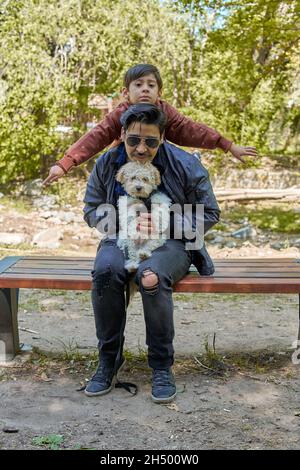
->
xmin=116 ymin=161 xmax=172 ymax=272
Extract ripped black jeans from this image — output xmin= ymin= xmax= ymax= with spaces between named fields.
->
xmin=91 ymin=238 xmax=191 ymax=369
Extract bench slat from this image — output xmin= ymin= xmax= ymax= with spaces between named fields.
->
xmin=0 ymin=275 xmax=299 ymax=293
xmin=16 ymin=257 xmax=298 ymax=263
xmin=2 ymin=267 xmax=300 ymax=278
xmin=7 ymin=261 xmax=300 ymax=270
xmin=0 ymin=256 xmax=22 ymax=274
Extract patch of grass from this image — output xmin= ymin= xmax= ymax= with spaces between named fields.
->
xmin=0 ymin=195 xmax=32 ymax=213
xmin=0 ymin=243 xmax=34 ymax=251
xmin=265 ymin=154 xmax=300 ymax=170
xmin=57 ymin=338 xmax=86 ymax=362
xmin=223 ymin=207 xmax=300 ymax=233
xmin=193 ymin=334 xmax=230 ymax=376
xmin=124 ymin=347 xmax=147 ymax=363
xmin=32 ymin=434 xmax=64 ymax=450
xmin=19 ymin=297 xmax=40 ymax=312
xmin=223 ymin=350 xmax=291 ymax=373
xmin=26 ymin=347 xmax=148 ymax=374
xmin=214 ymin=222 xmax=230 ymax=232
xmin=173 ymin=293 xmax=193 ymax=302
xmin=202 ymin=334 xmax=228 ymax=371
xmin=192 ymin=335 xmax=292 ymax=377
xmin=45 ymin=177 xmax=86 ymax=207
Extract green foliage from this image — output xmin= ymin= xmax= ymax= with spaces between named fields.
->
xmin=32 ymin=434 xmax=64 ymax=450
xmin=173 ymin=0 xmax=300 ymax=152
xmin=0 ymin=0 xmax=299 ymax=184
xmin=224 ymin=207 xmax=300 ymax=233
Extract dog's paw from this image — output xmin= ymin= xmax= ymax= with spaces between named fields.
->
xmin=125 ymin=260 xmax=139 ymax=272
xmin=138 ymin=251 xmax=150 ymax=260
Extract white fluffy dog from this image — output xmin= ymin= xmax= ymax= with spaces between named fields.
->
xmin=116 ymin=161 xmax=172 ymax=272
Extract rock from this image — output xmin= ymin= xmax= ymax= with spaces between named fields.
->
xmin=39 ymin=210 xmax=57 ymax=219
xmin=46 ymin=217 xmax=63 ymax=225
xmin=210 ymin=235 xmax=225 ymax=245
xmin=70 ymin=244 xmax=80 ymax=250
xmin=32 ymin=195 xmax=58 ymax=209
xmin=291 ymin=238 xmax=300 ymax=248
xmin=225 ymin=240 xmax=237 ymax=248
xmin=270 ymin=241 xmax=284 ymax=250
xmin=32 ymin=228 xmax=63 ymax=248
xmin=0 ymin=232 xmax=27 ymax=245
xmin=56 ymin=211 xmax=76 ymax=223
xmin=21 ymin=179 xmax=43 ymax=197
xmin=2 ymin=427 xmax=19 ymax=433
xmin=231 ymin=226 xmax=257 ymax=239
xmin=39 ymin=210 xmax=78 ymax=224
xmin=205 ymin=230 xmax=219 ymax=241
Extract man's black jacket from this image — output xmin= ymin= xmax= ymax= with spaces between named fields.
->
xmin=83 ymin=142 xmax=220 ymax=275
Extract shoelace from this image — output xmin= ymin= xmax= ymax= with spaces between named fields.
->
xmin=77 ymin=363 xmax=138 ymax=396
xmin=91 ymin=364 xmax=112 ymax=382
xmin=153 ymin=370 xmax=173 ymax=386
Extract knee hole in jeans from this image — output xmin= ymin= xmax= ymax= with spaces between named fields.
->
xmin=141 ymin=269 xmax=159 ymax=295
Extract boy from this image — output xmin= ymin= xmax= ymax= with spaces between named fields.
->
xmin=43 ymin=64 xmax=258 ymax=185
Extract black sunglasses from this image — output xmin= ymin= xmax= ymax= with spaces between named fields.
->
xmin=126 ymin=134 xmax=160 ymax=149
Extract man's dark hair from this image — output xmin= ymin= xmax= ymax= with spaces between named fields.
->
xmin=120 ymin=103 xmax=167 ymax=136
xmin=124 ymin=64 xmax=163 ymax=91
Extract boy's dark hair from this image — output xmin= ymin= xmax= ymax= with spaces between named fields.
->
xmin=120 ymin=104 xmax=167 ymax=136
xmin=124 ymin=64 xmax=163 ymax=91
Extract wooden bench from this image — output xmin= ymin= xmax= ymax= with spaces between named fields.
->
xmin=1 ymin=256 xmax=300 ymax=361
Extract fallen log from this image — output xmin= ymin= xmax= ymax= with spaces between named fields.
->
xmin=215 ymin=188 xmax=299 ymax=202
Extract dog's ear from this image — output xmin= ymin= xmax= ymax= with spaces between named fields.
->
xmin=116 ymin=167 xmax=125 ymax=184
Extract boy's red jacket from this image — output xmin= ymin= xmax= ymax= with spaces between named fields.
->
xmin=56 ymin=99 xmax=232 ymax=173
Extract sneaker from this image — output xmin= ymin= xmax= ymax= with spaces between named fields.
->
xmin=151 ymin=368 xmax=177 ymax=404
xmin=85 ymin=356 xmax=125 ymax=397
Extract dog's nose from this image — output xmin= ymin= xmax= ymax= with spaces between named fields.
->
xmin=135 ymin=185 xmax=142 ymax=192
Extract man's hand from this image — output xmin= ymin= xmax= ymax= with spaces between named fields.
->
xmin=42 ymin=165 xmax=65 ymax=186
xmin=136 ymin=213 xmax=157 ymax=237
xmin=229 ymin=143 xmax=258 ymax=164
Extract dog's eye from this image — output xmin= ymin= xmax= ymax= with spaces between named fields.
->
xmin=142 ymin=177 xmax=149 ymax=182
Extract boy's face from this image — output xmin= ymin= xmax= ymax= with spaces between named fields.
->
xmin=122 ymin=73 xmax=161 ymax=105
xmin=121 ymin=121 xmax=162 ymax=164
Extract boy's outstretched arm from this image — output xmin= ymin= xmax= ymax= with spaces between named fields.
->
xmin=43 ymin=165 xmax=65 ymax=186
xmin=161 ymin=101 xmax=258 ymax=162
xmin=42 ymin=104 xmax=127 ymax=186
xmin=228 ymin=142 xmax=258 ymax=163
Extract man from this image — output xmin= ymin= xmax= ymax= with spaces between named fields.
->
xmin=83 ymin=103 xmax=220 ymax=403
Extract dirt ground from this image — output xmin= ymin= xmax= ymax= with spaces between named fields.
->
xmin=0 ymin=191 xmax=300 ymax=450
xmin=1 ymin=260 xmax=300 ymax=450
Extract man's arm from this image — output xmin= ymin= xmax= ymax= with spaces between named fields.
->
xmin=83 ymin=162 xmax=107 ymax=228
xmin=83 ymin=158 xmax=118 ymax=237
xmin=161 ymin=101 xmax=258 ymax=163
xmin=185 ymin=156 xmax=221 ymax=234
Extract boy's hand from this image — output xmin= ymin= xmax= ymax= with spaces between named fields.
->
xmin=229 ymin=143 xmax=258 ymax=163
xmin=42 ymin=165 xmax=65 ymax=186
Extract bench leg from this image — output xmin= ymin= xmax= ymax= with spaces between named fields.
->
xmin=0 ymin=288 xmax=20 ymax=361
xmin=298 ymin=294 xmax=300 ymax=344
